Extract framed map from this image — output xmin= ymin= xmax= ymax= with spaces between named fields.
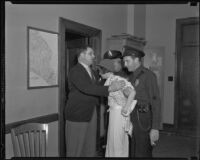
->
xmin=27 ymin=27 xmax=58 ymax=89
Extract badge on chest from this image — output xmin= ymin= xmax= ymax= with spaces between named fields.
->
xmin=134 ymin=79 xmax=139 ymax=87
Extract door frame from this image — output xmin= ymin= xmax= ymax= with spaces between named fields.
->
xmin=58 ymin=17 xmax=102 ymax=156
xmin=174 ymin=17 xmax=199 ymax=133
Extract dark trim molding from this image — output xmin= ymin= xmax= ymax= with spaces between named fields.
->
xmin=1 ymin=1 xmax=5 ymax=160
xmin=5 ymin=113 xmax=58 ymax=134
xmin=58 ymin=17 xmax=102 ymax=157
xmin=162 ymin=123 xmax=175 ymax=132
xmin=175 ymin=17 xmax=199 ymax=132
xmin=162 ymin=123 xmax=200 ymax=138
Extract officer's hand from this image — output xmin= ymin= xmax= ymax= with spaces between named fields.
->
xmin=149 ymin=129 xmax=159 ymax=146
xmin=123 ymin=87 xmax=132 ymax=97
xmin=109 ymin=80 xmax=125 ymax=92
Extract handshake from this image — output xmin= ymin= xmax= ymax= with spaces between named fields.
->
xmin=108 ymin=80 xmax=125 ymax=92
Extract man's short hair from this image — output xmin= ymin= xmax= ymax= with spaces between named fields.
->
xmin=76 ymin=45 xmax=93 ymax=58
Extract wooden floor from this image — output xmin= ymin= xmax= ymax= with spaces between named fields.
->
xmin=153 ymin=131 xmax=198 ymax=158
xmin=97 ymin=131 xmax=199 ymax=159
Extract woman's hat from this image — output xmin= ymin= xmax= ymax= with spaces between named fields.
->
xmin=97 ymin=59 xmax=115 ymax=72
xmin=103 ymin=50 xmax=122 ymax=59
xmin=123 ymin=46 xmax=145 ymax=58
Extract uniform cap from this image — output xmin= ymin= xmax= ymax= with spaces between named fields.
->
xmin=103 ymin=50 xmax=122 ymax=59
xmin=123 ymin=46 xmax=145 ymax=58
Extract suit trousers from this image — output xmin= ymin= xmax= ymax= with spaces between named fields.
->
xmin=65 ymin=108 xmax=97 ymax=157
xmin=130 ymin=109 xmax=153 ymax=157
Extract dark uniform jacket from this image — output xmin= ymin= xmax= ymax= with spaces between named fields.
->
xmin=65 ymin=63 xmax=109 ymax=122
xmin=129 ymin=65 xmax=161 ymax=130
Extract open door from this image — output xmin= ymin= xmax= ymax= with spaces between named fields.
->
xmin=59 ymin=17 xmax=102 ymax=156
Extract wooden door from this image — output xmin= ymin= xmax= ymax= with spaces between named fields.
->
xmin=59 ymin=17 xmax=102 ymax=156
xmin=175 ymin=17 xmax=199 ymax=136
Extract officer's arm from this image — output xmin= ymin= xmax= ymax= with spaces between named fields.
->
xmin=147 ymin=73 xmax=162 ymax=130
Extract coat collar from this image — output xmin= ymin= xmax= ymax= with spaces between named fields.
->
xmin=129 ymin=65 xmax=145 ymax=82
xmin=134 ymin=65 xmax=144 ymax=78
xmin=77 ymin=63 xmax=95 ymax=82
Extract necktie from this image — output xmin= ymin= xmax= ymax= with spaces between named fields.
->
xmin=90 ymin=68 xmax=96 ymax=82
xmin=87 ymin=67 xmax=95 ymax=82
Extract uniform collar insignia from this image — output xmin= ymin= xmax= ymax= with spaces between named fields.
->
xmin=108 ymin=50 xmax=112 ymax=56
xmin=134 ymin=65 xmax=144 ymax=78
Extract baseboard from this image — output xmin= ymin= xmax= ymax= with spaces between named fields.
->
xmin=162 ymin=123 xmax=175 ymax=131
xmin=162 ymin=123 xmax=199 ymax=138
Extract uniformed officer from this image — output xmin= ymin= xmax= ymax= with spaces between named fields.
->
xmin=123 ymin=46 xmax=161 ymax=157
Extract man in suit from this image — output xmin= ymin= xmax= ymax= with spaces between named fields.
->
xmin=65 ymin=45 xmax=125 ymax=157
xmin=123 ymin=46 xmax=161 ymax=157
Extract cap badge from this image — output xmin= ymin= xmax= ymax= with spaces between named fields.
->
xmin=108 ymin=50 xmax=112 ymax=56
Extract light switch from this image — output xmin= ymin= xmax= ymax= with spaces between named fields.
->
xmin=168 ymin=76 xmax=173 ymax=81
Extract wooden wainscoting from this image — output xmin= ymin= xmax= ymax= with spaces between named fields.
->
xmin=5 ymin=113 xmax=58 ymax=134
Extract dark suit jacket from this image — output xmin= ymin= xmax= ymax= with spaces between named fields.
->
xmin=65 ymin=63 xmax=109 ymax=122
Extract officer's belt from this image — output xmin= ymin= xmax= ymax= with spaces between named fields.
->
xmin=136 ymin=103 xmax=151 ymax=113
